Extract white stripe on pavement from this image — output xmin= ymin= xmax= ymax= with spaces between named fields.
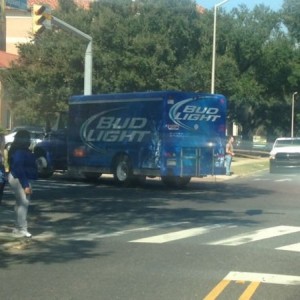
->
xmin=60 ymin=222 xmax=190 ymax=241
xmin=130 ymin=227 xmax=209 ymax=243
xmin=129 ymin=225 xmax=227 ymax=244
xmin=225 ymin=271 xmax=300 ymax=285
xmin=276 ymin=243 xmax=300 ymax=252
xmin=208 ymin=225 xmax=300 ymax=246
xmin=275 ymin=179 xmax=291 ymax=182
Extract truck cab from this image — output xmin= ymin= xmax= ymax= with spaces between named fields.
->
xmin=34 ymin=112 xmax=68 ymax=178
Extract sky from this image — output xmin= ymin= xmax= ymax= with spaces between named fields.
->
xmin=198 ymin=0 xmax=284 ymax=11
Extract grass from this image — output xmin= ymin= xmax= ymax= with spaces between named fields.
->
xmin=232 ymin=156 xmax=269 ymax=176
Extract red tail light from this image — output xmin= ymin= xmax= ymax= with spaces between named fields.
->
xmin=73 ymin=147 xmax=86 ymax=157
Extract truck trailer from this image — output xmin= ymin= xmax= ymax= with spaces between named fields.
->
xmin=34 ymin=91 xmax=227 ymax=187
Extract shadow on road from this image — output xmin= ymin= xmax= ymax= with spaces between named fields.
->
xmin=0 ymin=174 xmax=274 ymax=267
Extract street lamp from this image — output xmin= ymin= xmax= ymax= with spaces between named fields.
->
xmin=211 ymin=0 xmax=228 ymax=94
xmin=291 ymin=92 xmax=298 ymax=138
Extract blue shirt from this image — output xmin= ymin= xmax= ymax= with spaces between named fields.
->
xmin=9 ymin=149 xmax=38 ymax=189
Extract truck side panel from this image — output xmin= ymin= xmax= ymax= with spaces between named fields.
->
xmin=67 ymin=91 xmax=226 ymax=178
xmin=68 ymin=95 xmax=164 ymax=175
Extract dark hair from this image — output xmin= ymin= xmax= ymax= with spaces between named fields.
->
xmin=8 ymin=130 xmax=31 ymax=166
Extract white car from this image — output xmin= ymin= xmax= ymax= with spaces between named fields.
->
xmin=269 ymin=137 xmax=300 ymax=173
xmin=4 ymin=126 xmax=45 ymax=150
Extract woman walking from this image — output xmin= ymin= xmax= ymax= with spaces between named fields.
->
xmin=8 ymin=130 xmax=37 ymax=238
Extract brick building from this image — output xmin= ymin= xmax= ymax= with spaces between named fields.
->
xmin=7 ymin=0 xmax=92 ymax=55
xmin=0 ymin=51 xmax=18 ymax=129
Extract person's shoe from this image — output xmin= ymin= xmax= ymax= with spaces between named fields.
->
xmin=12 ymin=228 xmax=32 ymax=238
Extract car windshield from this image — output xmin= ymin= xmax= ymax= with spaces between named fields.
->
xmin=275 ymin=139 xmax=300 ymax=147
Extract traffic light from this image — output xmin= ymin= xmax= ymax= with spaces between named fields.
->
xmin=32 ymin=4 xmax=50 ymax=35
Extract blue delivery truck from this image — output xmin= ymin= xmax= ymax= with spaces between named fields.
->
xmin=34 ymin=91 xmax=227 ymax=187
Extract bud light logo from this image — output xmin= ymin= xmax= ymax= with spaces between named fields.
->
xmin=169 ymin=98 xmax=221 ymax=131
xmin=80 ymin=107 xmax=151 ymax=151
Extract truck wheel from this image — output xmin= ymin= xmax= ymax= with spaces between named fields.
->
xmin=36 ymin=155 xmax=53 ymax=178
xmin=161 ymin=176 xmax=191 ymax=188
xmin=113 ymin=155 xmax=133 ymax=186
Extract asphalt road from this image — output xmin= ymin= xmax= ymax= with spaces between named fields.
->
xmin=0 ymin=170 xmax=299 ymax=300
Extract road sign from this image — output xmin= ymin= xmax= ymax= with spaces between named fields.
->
xmin=6 ymin=0 xmax=27 ymax=10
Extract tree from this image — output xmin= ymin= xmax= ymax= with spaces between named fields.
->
xmin=217 ymin=5 xmax=295 ymax=139
xmin=0 ymin=0 xmax=299 ymax=139
xmin=282 ymin=0 xmax=300 ymax=42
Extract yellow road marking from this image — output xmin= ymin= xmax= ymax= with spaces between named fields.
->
xmin=239 ymin=281 xmax=261 ymax=300
xmin=203 ymin=279 xmax=230 ymax=300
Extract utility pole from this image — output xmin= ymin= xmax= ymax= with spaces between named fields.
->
xmin=0 ymin=0 xmax=6 ymax=51
xmin=291 ymin=92 xmax=298 ymax=138
xmin=211 ymin=0 xmax=228 ymax=94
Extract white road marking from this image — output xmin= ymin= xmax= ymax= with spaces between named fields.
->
xmin=225 ymin=271 xmax=300 ymax=285
xmin=275 ymin=179 xmax=291 ymax=182
xmin=130 ymin=228 xmax=209 ymax=243
xmin=129 ymin=224 xmax=227 ymax=244
xmin=60 ymin=222 xmax=190 ymax=241
xmin=208 ymin=225 xmax=300 ymax=246
xmin=276 ymin=243 xmax=300 ymax=252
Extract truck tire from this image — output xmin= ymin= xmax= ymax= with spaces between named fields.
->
xmin=113 ymin=155 xmax=133 ymax=186
xmin=161 ymin=176 xmax=191 ymax=188
xmin=35 ymin=154 xmax=53 ymax=178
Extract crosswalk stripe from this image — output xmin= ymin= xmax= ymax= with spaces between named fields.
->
xmin=207 ymin=225 xmax=300 ymax=246
xmin=225 ymin=271 xmax=300 ymax=285
xmin=276 ymin=243 xmax=300 ymax=252
xmin=60 ymin=222 xmax=190 ymax=241
xmin=59 ymin=223 xmax=300 ymax=251
xmin=129 ymin=225 xmax=223 ymax=244
xmin=130 ymin=227 xmax=210 ymax=244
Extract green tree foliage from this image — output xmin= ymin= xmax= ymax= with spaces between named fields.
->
xmin=219 ymin=4 xmax=296 ymax=138
xmin=0 ymin=0 xmax=299 ymax=138
xmin=282 ymin=0 xmax=300 ymax=42
xmin=90 ymin=0 xmax=204 ymax=92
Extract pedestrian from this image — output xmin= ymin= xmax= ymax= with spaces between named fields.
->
xmin=0 ymin=133 xmax=6 ymax=204
xmin=225 ymin=136 xmax=235 ymax=176
xmin=8 ymin=130 xmax=38 ymax=238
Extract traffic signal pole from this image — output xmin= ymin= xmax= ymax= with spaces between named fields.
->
xmin=51 ymin=16 xmax=92 ymax=95
xmin=32 ymin=5 xmax=93 ymax=96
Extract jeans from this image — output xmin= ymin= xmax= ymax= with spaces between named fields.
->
xmin=8 ymin=173 xmax=31 ymax=231
xmin=225 ymin=154 xmax=232 ymax=175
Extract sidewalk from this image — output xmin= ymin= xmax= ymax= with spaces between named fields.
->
xmin=0 ymin=207 xmax=54 ymax=252
xmin=194 ymin=156 xmax=269 ymax=182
